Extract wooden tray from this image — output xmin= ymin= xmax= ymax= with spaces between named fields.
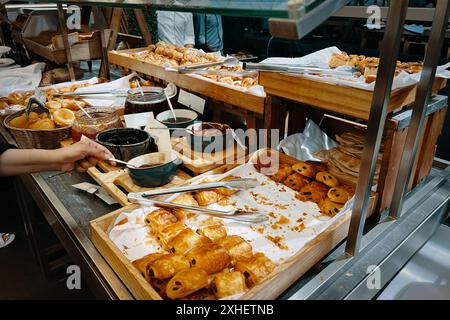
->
xmin=90 ymin=149 xmax=376 ymax=300
xmin=171 ymin=137 xmax=247 ymax=175
xmin=108 ymin=48 xmax=265 ymax=115
xmin=87 ymin=160 xmax=192 ymax=207
xmin=60 ymin=139 xmax=192 ymax=206
xmin=260 ymin=72 xmax=447 ymax=120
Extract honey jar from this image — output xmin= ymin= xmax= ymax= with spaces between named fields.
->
xmin=71 ymin=107 xmax=120 ymax=142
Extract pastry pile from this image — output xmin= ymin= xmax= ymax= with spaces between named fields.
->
xmin=123 ymin=41 xmax=219 ymax=68
xmin=131 ymin=178 xmax=277 ymax=300
xmin=120 ymin=42 xmax=258 ymax=89
xmin=328 ymin=52 xmax=422 ymax=84
xmin=199 ymin=65 xmax=258 ymax=88
xmin=315 ymin=131 xmax=383 ymax=186
xmin=254 ymin=155 xmax=355 ymax=217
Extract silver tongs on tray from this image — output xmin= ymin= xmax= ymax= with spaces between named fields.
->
xmin=244 ymin=62 xmax=354 ymax=76
xmin=129 ymin=178 xmax=259 ymax=198
xmin=52 ymin=88 xmax=129 ymax=98
xmin=128 ymin=196 xmax=268 ymax=224
xmin=127 ymin=178 xmax=268 ymax=223
xmin=177 ymin=57 xmax=240 ymax=74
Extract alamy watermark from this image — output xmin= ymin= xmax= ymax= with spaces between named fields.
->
xmin=366 ymin=265 xmax=381 ymax=290
xmin=66 ymin=265 xmax=81 ymax=290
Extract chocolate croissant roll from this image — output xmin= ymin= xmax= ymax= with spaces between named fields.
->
xmin=145 ymin=208 xmax=178 ymax=233
xmin=234 ymin=252 xmax=277 ymax=288
xmin=217 ymin=235 xmax=253 ymax=264
xmin=148 ymin=254 xmax=190 ymax=280
xmin=194 ymin=190 xmax=223 ymax=206
xmin=156 ymin=222 xmax=187 ymax=250
xmin=211 ymin=271 xmax=247 ymax=299
xmin=167 ymin=228 xmax=212 ymax=255
xmin=196 ymin=224 xmax=227 ymax=242
xmin=132 ymin=253 xmax=165 ymax=282
xmin=186 ymin=243 xmax=231 ymax=274
xmin=149 ymin=278 xmax=169 ymax=299
xmin=166 ymin=268 xmax=210 ymax=299
xmin=170 ymin=193 xmax=199 ymax=221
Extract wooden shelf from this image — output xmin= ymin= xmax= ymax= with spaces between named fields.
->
xmin=108 ymin=48 xmax=265 ymax=115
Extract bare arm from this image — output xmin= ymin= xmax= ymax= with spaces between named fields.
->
xmin=0 ymin=139 xmax=114 ymax=176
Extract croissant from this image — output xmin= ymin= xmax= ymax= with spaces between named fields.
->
xmin=186 ymin=243 xmax=231 ymax=274
xmin=234 ymin=253 xmax=277 ymax=288
xmin=167 ymin=228 xmax=212 ymax=255
xmin=211 ymin=271 xmax=247 ymax=299
xmin=148 ymin=254 xmax=190 ymax=280
xmin=166 ymin=268 xmax=210 ymax=299
xmin=217 ymin=236 xmax=253 ymax=265
xmin=131 ymin=252 xmax=165 ymax=282
xmin=145 ymin=208 xmax=178 ymax=233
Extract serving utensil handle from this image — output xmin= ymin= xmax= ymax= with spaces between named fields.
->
xmin=127 ymin=195 xmax=268 ymax=223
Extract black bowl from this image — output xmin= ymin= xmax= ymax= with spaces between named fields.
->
xmin=127 ymin=152 xmax=181 ymax=187
xmin=187 ymin=122 xmax=234 ymax=153
xmin=96 ymin=128 xmax=156 ymax=162
xmin=156 ymin=109 xmax=198 ymax=129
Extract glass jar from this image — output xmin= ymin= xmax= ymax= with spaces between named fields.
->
xmin=71 ymin=107 xmax=120 ymax=142
xmin=125 ymin=86 xmax=171 ymax=115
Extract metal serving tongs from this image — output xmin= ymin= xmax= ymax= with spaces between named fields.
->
xmin=25 ymin=88 xmax=49 ymax=118
xmin=129 ymin=178 xmax=259 ymax=198
xmin=244 ymin=62 xmax=355 ymax=76
xmin=127 ymin=178 xmax=269 ymax=224
xmin=52 ymin=88 xmax=130 ymax=99
xmin=177 ymin=56 xmax=240 ymax=74
xmin=128 ymin=195 xmax=269 ymax=224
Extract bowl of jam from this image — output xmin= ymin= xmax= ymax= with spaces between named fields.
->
xmin=96 ymin=128 xmax=157 ymax=162
xmin=71 ymin=108 xmax=120 ymax=142
xmin=126 ymin=151 xmax=181 ymax=187
xmin=156 ymin=109 xmax=198 ymax=129
xmin=186 ymin=122 xmax=234 ymax=153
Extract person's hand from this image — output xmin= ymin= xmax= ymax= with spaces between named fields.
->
xmin=53 ymin=139 xmax=115 ymax=173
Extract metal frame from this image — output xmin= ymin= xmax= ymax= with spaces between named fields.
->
xmin=346 ymin=0 xmax=409 ymax=256
xmin=389 ymin=1 xmax=450 ymax=219
xmin=57 ymin=3 xmax=76 ymax=81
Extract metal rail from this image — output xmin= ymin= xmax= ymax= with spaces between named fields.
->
xmin=346 ymin=0 xmax=409 ymax=256
xmin=389 ymin=0 xmax=450 ymax=219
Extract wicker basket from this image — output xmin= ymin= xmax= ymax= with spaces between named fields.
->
xmin=4 ymin=110 xmax=71 ymax=149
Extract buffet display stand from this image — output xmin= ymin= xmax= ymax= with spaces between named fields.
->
xmin=2 ymin=0 xmax=449 ymax=300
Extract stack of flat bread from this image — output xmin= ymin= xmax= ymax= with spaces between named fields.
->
xmin=315 ymin=131 xmax=383 ymax=186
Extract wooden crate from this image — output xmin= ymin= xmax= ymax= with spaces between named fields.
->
xmin=266 ymin=94 xmax=448 ymax=214
xmin=171 ymin=137 xmax=247 ymax=175
xmin=108 ymin=48 xmax=265 ymax=116
xmin=90 ymin=149 xmax=376 ymax=300
xmin=24 ymin=30 xmax=111 ymax=64
xmin=261 ymin=72 xmax=447 ymax=121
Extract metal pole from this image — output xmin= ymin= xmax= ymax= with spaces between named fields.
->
xmin=389 ymin=0 xmax=450 ymax=219
xmin=345 ymin=0 xmax=409 ymax=256
xmin=57 ymin=3 xmax=76 ymax=81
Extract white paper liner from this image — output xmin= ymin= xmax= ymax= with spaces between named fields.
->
xmin=109 ymin=160 xmax=351 ymax=265
xmin=263 ymin=46 xmax=450 ymax=92
xmin=0 ymin=63 xmax=46 ymax=97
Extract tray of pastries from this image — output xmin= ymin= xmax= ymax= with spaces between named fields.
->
xmin=91 ymin=149 xmax=375 ymax=300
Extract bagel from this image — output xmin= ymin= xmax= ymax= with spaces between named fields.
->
xmin=30 ymin=118 xmax=56 ymax=130
xmin=53 ymin=108 xmax=75 ymax=127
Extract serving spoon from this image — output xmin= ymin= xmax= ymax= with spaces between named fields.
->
xmin=108 ymin=158 xmax=138 ymax=169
